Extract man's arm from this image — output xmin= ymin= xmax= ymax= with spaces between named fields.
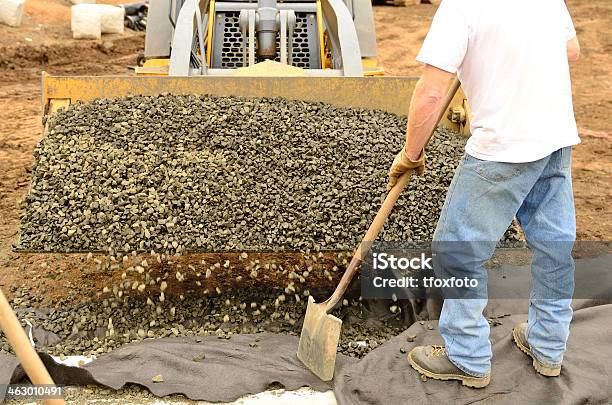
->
xmin=567 ymin=36 xmax=580 ymax=62
xmin=404 ymin=64 xmax=454 ymax=160
xmin=386 ymin=0 xmax=467 ymax=189
xmin=386 ymin=64 xmax=454 ymax=189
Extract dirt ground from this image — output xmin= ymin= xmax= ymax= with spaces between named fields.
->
xmin=0 ymin=0 xmax=611 ymax=302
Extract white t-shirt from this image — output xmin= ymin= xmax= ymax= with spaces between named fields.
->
xmin=416 ymin=0 xmax=581 ymax=163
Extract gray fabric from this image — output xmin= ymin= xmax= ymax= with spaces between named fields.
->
xmin=0 ymin=334 xmax=355 ymax=403
xmin=0 ymin=353 xmax=19 ymax=402
xmin=83 ymin=334 xmax=354 ymax=402
xmin=333 ymin=304 xmax=612 ymax=405
xmin=0 ymin=351 xmax=96 ymax=401
xmin=2 ymin=307 xmax=612 ymax=404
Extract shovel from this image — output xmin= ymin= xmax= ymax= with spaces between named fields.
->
xmin=297 ymin=77 xmax=462 ymax=381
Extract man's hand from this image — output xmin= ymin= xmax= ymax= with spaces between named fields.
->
xmin=387 ymin=149 xmax=426 ymax=190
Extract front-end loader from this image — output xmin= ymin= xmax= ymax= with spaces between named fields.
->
xmin=42 ymin=0 xmax=470 ymax=129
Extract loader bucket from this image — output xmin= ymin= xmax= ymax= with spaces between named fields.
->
xmin=41 ymin=73 xmax=469 ymax=133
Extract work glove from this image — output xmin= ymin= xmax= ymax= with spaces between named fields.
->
xmin=387 ymin=149 xmax=426 ymax=190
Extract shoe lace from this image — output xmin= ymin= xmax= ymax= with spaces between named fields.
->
xmin=431 ymin=345 xmax=446 ymax=357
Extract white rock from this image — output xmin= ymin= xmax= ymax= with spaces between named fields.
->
xmin=72 ymin=4 xmax=124 ymax=35
xmin=71 ymin=6 xmax=101 ymax=40
xmin=0 ymin=0 xmax=25 ymax=28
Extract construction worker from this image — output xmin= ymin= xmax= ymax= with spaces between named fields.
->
xmin=387 ymin=0 xmax=581 ymax=388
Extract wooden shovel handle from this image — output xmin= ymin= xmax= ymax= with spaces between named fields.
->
xmin=325 ymin=170 xmax=413 ymax=309
xmin=0 ymin=288 xmax=65 ymax=405
xmin=324 ymin=77 xmax=462 ymax=311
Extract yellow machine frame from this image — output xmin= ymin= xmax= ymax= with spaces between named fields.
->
xmin=41 ymin=73 xmax=471 ymax=135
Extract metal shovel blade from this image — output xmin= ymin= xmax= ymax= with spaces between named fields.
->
xmin=296 ymin=296 xmax=342 ymax=381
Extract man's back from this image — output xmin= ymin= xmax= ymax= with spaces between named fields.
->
xmin=417 ymin=0 xmax=580 ymax=162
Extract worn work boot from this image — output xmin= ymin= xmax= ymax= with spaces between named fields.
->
xmin=512 ymin=323 xmax=562 ymax=377
xmin=408 ymin=345 xmax=491 ymax=388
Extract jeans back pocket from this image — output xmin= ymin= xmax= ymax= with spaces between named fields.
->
xmin=463 ymin=154 xmax=526 ymax=183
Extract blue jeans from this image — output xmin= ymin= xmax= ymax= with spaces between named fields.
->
xmin=432 ymin=147 xmax=576 ymax=377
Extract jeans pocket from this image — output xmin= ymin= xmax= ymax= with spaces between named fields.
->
xmin=463 ymin=154 xmax=524 ymax=183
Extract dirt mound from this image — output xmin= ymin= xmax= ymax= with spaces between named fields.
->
xmin=0 ymin=34 xmax=143 ymax=78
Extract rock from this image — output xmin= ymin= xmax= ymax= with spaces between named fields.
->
xmin=0 ymin=0 xmax=25 ymax=28
xmin=151 ymin=374 xmax=164 ymax=383
xmin=71 ymin=5 xmax=102 ymax=40
xmin=71 ymin=4 xmax=124 ymax=34
xmin=192 ymin=353 xmax=205 ymax=362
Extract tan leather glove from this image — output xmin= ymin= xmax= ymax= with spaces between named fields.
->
xmin=387 ymin=149 xmax=426 ymax=190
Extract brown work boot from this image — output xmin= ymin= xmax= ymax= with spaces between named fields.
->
xmin=512 ymin=323 xmax=562 ymax=377
xmin=408 ymin=345 xmax=491 ymax=388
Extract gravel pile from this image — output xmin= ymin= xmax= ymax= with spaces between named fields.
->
xmin=9 ymin=94 xmax=522 ymax=360
xmin=2 ymin=248 xmax=383 ymax=358
xmin=1 ymin=283 xmax=403 ymax=359
xmin=17 ymin=94 xmax=498 ymax=253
